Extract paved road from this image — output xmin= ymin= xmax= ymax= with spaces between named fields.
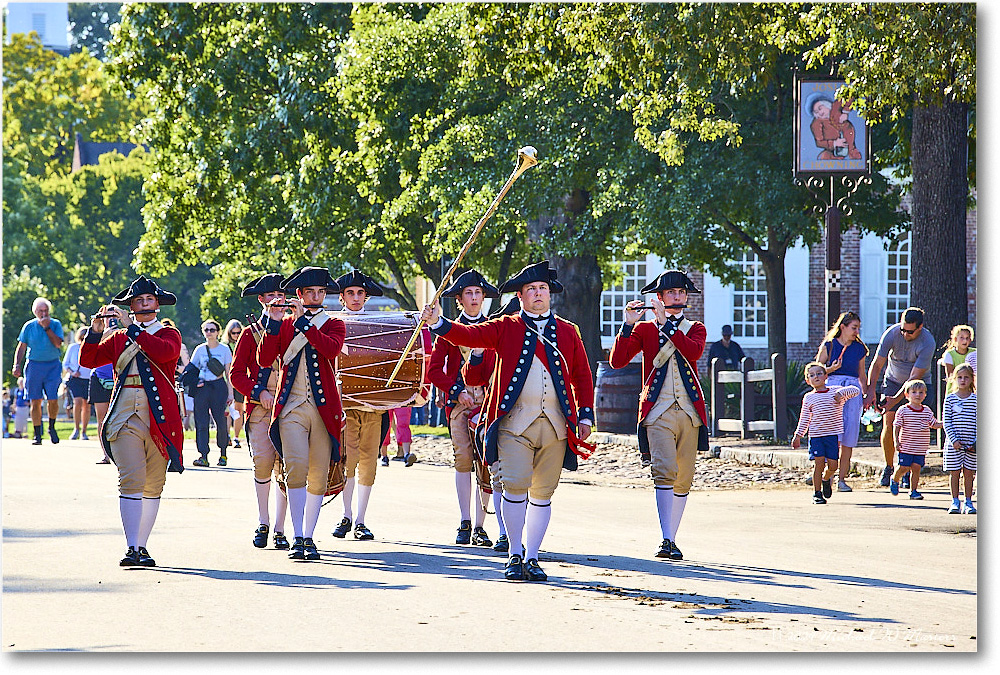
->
xmin=2 ymin=436 xmax=977 ymax=653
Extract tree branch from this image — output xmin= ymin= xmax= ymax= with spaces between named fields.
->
xmin=706 ymin=205 xmax=764 ymax=256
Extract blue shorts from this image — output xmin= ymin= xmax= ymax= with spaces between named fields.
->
xmin=898 ymin=452 xmax=926 ymax=468
xmin=25 ymin=359 xmax=62 ymax=400
xmin=808 ymin=435 xmax=840 ymax=461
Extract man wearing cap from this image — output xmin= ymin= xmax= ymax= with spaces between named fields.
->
xmin=427 ymin=269 xmax=499 ymax=547
xmin=11 ymin=297 xmax=65 ymax=445
xmin=611 ymin=270 xmax=707 ymax=561
xmin=707 ymin=325 xmax=745 ymax=371
xmin=330 ymin=269 xmax=391 ymax=542
xmin=231 ymin=273 xmax=290 ymax=550
xmin=258 ymin=266 xmax=346 ymax=561
xmin=420 ymin=260 xmax=595 ymax=582
xmin=80 ymin=275 xmax=184 ymax=568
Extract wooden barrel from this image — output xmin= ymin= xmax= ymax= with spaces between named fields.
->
xmin=594 ymin=360 xmax=642 ymax=434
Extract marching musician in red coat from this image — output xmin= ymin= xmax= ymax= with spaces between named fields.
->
xmin=231 ymin=273 xmax=289 ymax=551
xmin=421 ymin=261 xmax=594 ymax=583
xmin=257 ymin=266 xmax=346 ymax=561
xmin=462 ymin=295 xmax=519 ymax=553
xmin=80 ymin=275 xmax=183 ymax=568
xmin=610 ymin=270 xmax=708 ymax=561
xmin=427 ymin=269 xmax=499 ymax=548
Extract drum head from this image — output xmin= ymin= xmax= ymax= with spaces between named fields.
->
xmin=337 ymin=312 xmax=427 ymax=411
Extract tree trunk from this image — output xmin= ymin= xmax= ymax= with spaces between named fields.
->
xmin=550 ymin=253 xmax=603 ymax=385
xmin=759 ymin=246 xmax=787 ymax=361
xmin=909 ymin=100 xmax=969 ymax=346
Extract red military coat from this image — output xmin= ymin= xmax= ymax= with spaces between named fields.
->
xmin=427 ymin=314 xmax=488 ymax=420
xmin=257 ymin=313 xmax=346 ymax=460
xmin=230 ymin=319 xmax=274 ymax=419
xmin=431 ymin=314 xmax=595 ymax=470
xmin=80 ymin=323 xmax=184 ymax=471
xmin=609 ymin=318 xmax=708 ymax=458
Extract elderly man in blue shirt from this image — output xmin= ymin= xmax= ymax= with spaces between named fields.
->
xmin=11 ymin=297 xmax=65 ymax=445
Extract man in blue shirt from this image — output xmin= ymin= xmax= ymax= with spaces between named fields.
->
xmin=11 ymin=297 xmax=65 ymax=444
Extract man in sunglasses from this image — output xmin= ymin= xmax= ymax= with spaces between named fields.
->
xmin=864 ymin=307 xmax=936 ymax=487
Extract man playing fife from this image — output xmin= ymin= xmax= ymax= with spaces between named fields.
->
xmin=427 ymin=269 xmax=499 ymax=547
xmin=231 ymin=273 xmax=290 ymax=550
xmin=258 ymin=267 xmax=346 ymax=561
xmin=610 ymin=270 xmax=708 ymax=561
xmin=80 ymin=276 xmax=184 ymax=567
xmin=421 ymin=260 xmax=594 ymax=582
xmin=331 ymin=269 xmax=390 ymax=541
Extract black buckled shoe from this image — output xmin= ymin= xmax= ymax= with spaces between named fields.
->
xmin=471 ymin=527 xmax=493 ymax=547
xmin=524 ymin=558 xmax=548 ymax=582
xmin=667 ymin=540 xmax=683 ymax=560
xmin=136 ymin=546 xmax=156 ymax=567
xmin=492 ymin=534 xmax=509 ymax=553
xmin=120 ymin=546 xmax=140 ymax=567
xmin=303 ymin=537 xmax=320 ymax=560
xmin=504 ymin=555 xmax=525 ymax=581
xmin=354 ymin=523 xmax=374 ymax=540
xmin=456 ymin=520 xmax=472 ymax=545
xmin=288 ymin=537 xmax=306 ymax=560
xmin=274 ymin=532 xmax=290 ymax=550
xmin=656 ymin=539 xmax=673 ymax=559
xmin=253 ymin=524 xmax=269 ymax=548
xmin=331 ymin=517 xmax=352 ymax=538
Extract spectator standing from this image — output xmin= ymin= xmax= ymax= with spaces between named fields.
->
xmin=814 ymin=311 xmax=869 ymax=492
xmin=3 ymin=389 xmax=11 ymax=438
xmin=88 ymin=361 xmax=115 ymax=462
xmin=190 ymin=319 xmax=234 ymax=467
xmin=791 ymin=362 xmax=861 ymax=504
xmin=707 ymin=324 xmax=745 ymax=371
xmin=864 ymin=307 xmax=936 ymax=487
xmin=939 ymin=324 xmax=975 ymax=395
xmin=62 ymin=326 xmax=93 ymax=440
xmin=889 ymin=379 xmax=943 ymax=500
xmin=222 ymin=319 xmax=246 ymax=449
xmin=964 ymin=350 xmax=977 ymax=376
xmin=13 ymin=377 xmax=30 ymax=438
xmin=11 ymin=297 xmax=65 ymax=444
xmin=942 ymin=364 xmax=976 ymax=514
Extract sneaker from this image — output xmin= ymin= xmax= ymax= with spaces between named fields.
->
xmin=354 ymin=523 xmax=374 ymax=540
xmin=192 ymin=457 xmax=209 ymax=467
xmin=331 ymin=517 xmax=352 ymax=538
xmin=48 ymin=426 xmax=59 ymax=444
xmin=821 ymin=479 xmax=832 ymax=499
xmin=900 ymin=474 xmax=911 ymax=490
xmin=880 ymin=466 xmax=892 ymax=487
xmin=391 ymin=455 xmax=406 ymax=462
xmin=837 ymin=480 xmax=853 ymax=493
xmin=233 ymin=439 xmax=241 ymax=449
xmin=909 ymin=490 xmax=923 ymax=500
xmin=405 ymin=452 xmax=417 ymax=467
xmin=380 ymin=456 xmax=389 ymax=467
xmin=889 ymin=481 xmax=899 ymax=496
xmin=82 ymin=433 xmax=89 ymax=440
xmin=119 ymin=546 xmax=141 ymax=567
xmin=217 ymin=456 xmax=227 ymax=467
xmin=948 ymin=500 xmax=961 ymax=514
xmin=70 ymin=430 xmax=80 ymax=440
xmin=805 ymin=476 xmax=813 ymax=486
xmin=813 ymin=492 xmax=827 ymax=504
xmin=963 ymin=502 xmax=977 ymax=515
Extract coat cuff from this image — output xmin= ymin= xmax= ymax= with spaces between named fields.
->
xmin=430 ymin=317 xmax=453 ymax=336
xmin=85 ymin=329 xmax=104 ymax=343
xmin=619 ymin=322 xmax=634 ymax=338
xmin=250 ymin=368 xmax=270 ymax=401
xmin=126 ymin=324 xmax=142 ymax=339
xmin=264 ymin=316 xmax=282 ymax=335
xmin=293 ymin=315 xmax=311 ymax=333
xmin=468 ymin=352 xmax=484 ymax=366
xmin=577 ymin=406 xmax=594 ymax=425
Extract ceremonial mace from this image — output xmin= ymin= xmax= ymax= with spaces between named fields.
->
xmin=385 ymin=146 xmax=539 ymax=387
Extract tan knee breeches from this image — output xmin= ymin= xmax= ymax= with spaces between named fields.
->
xmin=496 ymin=415 xmax=565 ymax=500
xmin=248 ymin=405 xmax=279 ymax=482
xmin=644 ymin=406 xmax=700 ymax=494
xmin=278 ymin=403 xmax=332 ymax=495
xmin=111 ymin=411 xmax=168 ymax=498
xmin=344 ymin=409 xmax=382 ymax=487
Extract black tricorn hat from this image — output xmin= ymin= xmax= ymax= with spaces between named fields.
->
xmin=640 ymin=270 xmax=700 ymax=294
xmin=280 ymin=266 xmax=340 ymax=293
xmin=499 ymin=260 xmax=564 ymax=294
xmin=334 ymin=269 xmax=384 ymax=297
xmin=112 ymin=275 xmax=177 ymax=306
xmin=441 ymin=269 xmax=500 ymax=299
xmin=490 ymin=295 xmax=521 ymax=317
xmin=241 ymin=273 xmax=285 ymax=298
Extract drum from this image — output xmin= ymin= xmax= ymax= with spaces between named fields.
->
xmin=275 ymin=454 xmax=347 ymax=500
xmin=337 ymin=312 xmax=429 ymax=411
xmin=468 ymin=407 xmax=495 ymax=513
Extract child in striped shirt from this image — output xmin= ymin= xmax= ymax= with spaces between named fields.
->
xmin=890 ymin=379 xmax=943 ymax=500
xmin=792 ymin=362 xmax=861 ymax=504
xmin=943 ymin=363 xmax=976 ymax=514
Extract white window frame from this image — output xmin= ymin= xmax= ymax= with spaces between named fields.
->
xmin=885 ymin=233 xmax=911 ymax=328
xmin=599 ymin=255 xmax=665 ymax=350
xmin=731 ymin=252 xmax=768 ymax=342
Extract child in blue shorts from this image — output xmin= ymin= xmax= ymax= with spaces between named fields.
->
xmin=792 ymin=362 xmax=861 ymax=504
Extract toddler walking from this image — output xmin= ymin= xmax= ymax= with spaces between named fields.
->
xmin=792 ymin=362 xmax=861 ymax=504
xmin=942 ymin=363 xmax=976 ymax=514
xmin=890 ymin=379 xmax=943 ymax=499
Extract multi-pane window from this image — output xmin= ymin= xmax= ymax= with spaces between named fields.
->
xmin=732 ymin=252 xmax=766 ymax=339
xmin=886 ymin=234 xmax=911 ymax=326
xmin=31 ymin=13 xmax=46 ymax=41
xmin=601 ymin=261 xmax=647 ymax=338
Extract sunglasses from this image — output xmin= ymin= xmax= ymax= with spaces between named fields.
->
xmin=899 ymin=326 xmax=918 ymax=335
xmin=204 ymin=327 xmax=219 ymax=333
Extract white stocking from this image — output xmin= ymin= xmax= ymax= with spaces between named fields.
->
xmin=356 ymin=484 xmax=373 ymax=525
xmin=501 ymin=491 xmax=527 ymax=557
xmin=303 ymin=491 xmax=324 ymax=539
xmin=456 ymin=471 xmax=472 ymax=521
xmin=137 ymin=497 xmax=160 ymax=548
xmin=524 ymin=498 xmax=551 ymax=560
xmin=255 ymin=479 xmax=271 ymax=525
xmin=119 ymin=494 xmax=143 ymax=548
xmin=341 ymin=477 xmax=355 ymax=520
xmin=655 ymin=486 xmax=673 ymax=540
xmin=668 ymin=493 xmax=688 ymax=542
xmin=287 ymin=487 xmax=307 ymax=538
xmin=493 ymin=490 xmax=506 ymax=536
xmin=274 ymin=487 xmax=288 ymax=534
